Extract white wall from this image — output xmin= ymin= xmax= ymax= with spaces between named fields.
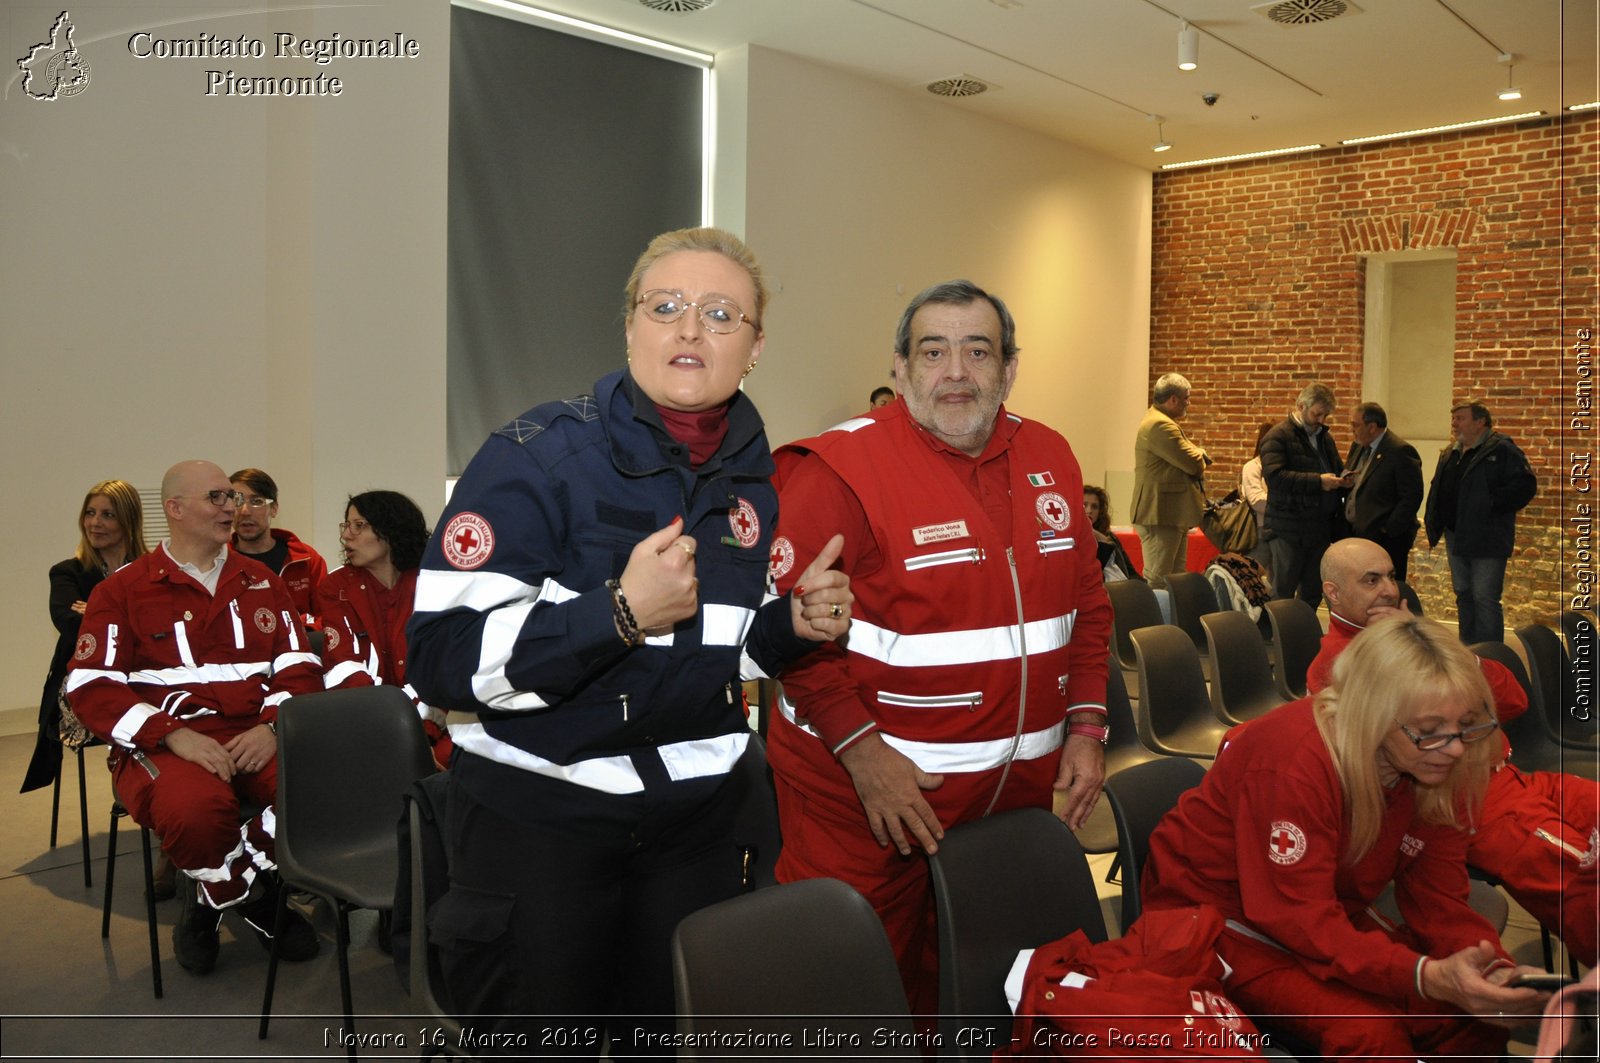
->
xmin=724 ymin=46 xmax=1153 ymax=498
xmin=0 ymin=0 xmax=449 ymax=730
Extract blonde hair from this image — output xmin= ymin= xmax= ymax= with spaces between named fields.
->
xmin=75 ymin=480 xmax=149 ymax=570
xmin=622 ymin=227 xmax=769 ymax=330
xmin=1313 ymin=615 xmax=1496 ymax=863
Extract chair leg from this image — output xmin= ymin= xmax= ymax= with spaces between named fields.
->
xmin=139 ymin=825 xmax=162 ymax=999
xmin=101 ymin=805 xmax=121 ymax=938
xmin=49 ymin=756 xmax=62 ymax=849
xmin=77 ymin=748 xmax=92 ymax=889
xmin=1541 ymin=924 xmax=1555 ymax=972
xmin=336 ymin=903 xmax=356 ymax=1060
xmin=258 ymin=884 xmax=291 ymax=1040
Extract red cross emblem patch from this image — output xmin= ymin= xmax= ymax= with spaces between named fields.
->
xmin=729 ymin=497 xmax=760 ymax=549
xmin=254 ymin=608 xmax=277 ymax=634
xmin=769 ymin=535 xmax=795 ymax=581
xmin=73 ymin=633 xmax=97 ymax=661
xmin=442 ymin=512 xmax=495 ymax=571
xmin=1035 ymin=491 xmax=1071 ymax=532
xmin=323 ymin=628 xmax=340 ymax=653
xmin=1268 ymin=820 xmax=1307 ymax=865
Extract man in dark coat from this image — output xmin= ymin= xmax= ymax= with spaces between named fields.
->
xmin=1260 ymin=382 xmax=1344 ymax=608
xmin=1341 ymin=401 xmax=1424 ymax=581
xmin=1424 ymin=401 xmax=1537 ymax=643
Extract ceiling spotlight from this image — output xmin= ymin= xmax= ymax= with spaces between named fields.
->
xmin=1497 ymin=52 xmax=1522 ymax=102
xmin=1150 ymin=115 xmax=1172 ymax=152
xmin=1178 ymin=21 xmax=1199 ymax=71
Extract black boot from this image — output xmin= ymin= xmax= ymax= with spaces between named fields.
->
xmin=240 ymin=874 xmax=321 ymax=962
xmin=173 ymin=876 xmax=221 ymax=974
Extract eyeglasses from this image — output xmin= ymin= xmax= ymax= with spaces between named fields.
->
xmin=635 ymin=289 xmax=752 ymax=334
xmin=238 ymin=496 xmax=275 ymax=510
xmin=1394 ymin=719 xmax=1499 ymax=751
xmin=339 ymin=519 xmax=371 ymax=535
xmin=191 ymin=490 xmax=244 ymax=508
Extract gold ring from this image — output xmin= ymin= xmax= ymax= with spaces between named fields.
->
xmin=830 ymin=603 xmax=843 ymax=619
xmin=677 ymin=541 xmax=695 ymax=557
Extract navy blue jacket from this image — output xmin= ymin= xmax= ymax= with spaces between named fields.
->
xmin=407 ymin=371 xmax=810 ymax=813
xmin=1424 ymin=430 xmax=1537 ymax=558
xmin=1261 ymin=415 xmax=1344 ymax=546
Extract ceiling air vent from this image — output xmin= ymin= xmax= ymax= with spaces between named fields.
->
xmin=1251 ymin=0 xmax=1361 ymax=25
xmin=637 ymin=0 xmax=715 ymax=13
xmin=927 ymin=75 xmax=989 ymax=98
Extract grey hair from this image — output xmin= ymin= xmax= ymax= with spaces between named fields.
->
xmin=1296 ymin=382 xmax=1336 ymax=413
xmin=1153 ymin=373 xmax=1192 ymax=405
xmin=893 ymin=280 xmax=1018 ymax=361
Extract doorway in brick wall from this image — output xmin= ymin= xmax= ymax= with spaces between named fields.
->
xmin=1363 ymin=250 xmax=1458 ymax=490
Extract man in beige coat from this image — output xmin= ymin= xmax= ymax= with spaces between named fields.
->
xmin=1130 ymin=373 xmax=1210 ymax=589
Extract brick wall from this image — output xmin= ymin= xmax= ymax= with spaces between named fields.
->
xmin=1151 ymin=111 xmax=1598 ymax=631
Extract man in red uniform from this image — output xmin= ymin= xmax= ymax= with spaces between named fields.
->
xmin=1309 ymin=536 xmax=1598 ymax=966
xmin=230 ymin=467 xmax=328 ymax=628
xmin=766 ymin=280 xmax=1112 ymax=1013
xmin=67 ymin=461 xmax=322 ymax=974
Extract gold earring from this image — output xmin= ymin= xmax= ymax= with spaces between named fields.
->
xmin=742 ymin=362 xmax=756 ymax=378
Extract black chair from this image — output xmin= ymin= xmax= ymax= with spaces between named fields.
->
xmin=1074 ymin=659 xmax=1163 ymax=855
xmin=1520 ymin=623 xmax=1599 ymax=749
xmin=50 ymin=740 xmax=96 ymax=888
xmin=1470 ymin=642 xmax=1597 ymax=780
xmin=402 ymin=773 xmax=477 ymax=1062
xmin=1101 ymin=757 xmax=1207 ymax=932
xmin=672 ymin=878 xmax=913 ymax=1056
xmin=259 ymin=686 xmax=434 ymax=1056
xmin=1166 ymin=571 xmax=1220 ymax=654
xmin=1201 ymin=610 xmax=1287 ymax=725
xmin=1396 ymin=580 xmax=1424 ymax=615
xmin=1107 ymin=579 xmax=1164 ymax=696
xmin=100 ymin=794 xmax=162 ymax=998
xmin=1263 ymin=599 xmax=1323 ymax=701
xmin=929 ymin=808 xmax=1108 ymax=1059
xmin=1129 ymin=625 xmax=1229 ymax=759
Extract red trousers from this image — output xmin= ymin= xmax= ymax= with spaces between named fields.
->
xmin=113 ymin=741 xmax=277 ymax=909
xmin=1218 ymin=925 xmax=1508 ymax=1062
xmin=773 ymin=755 xmax=1057 ymax=1017
xmin=1469 ymin=764 xmax=1599 ymax=965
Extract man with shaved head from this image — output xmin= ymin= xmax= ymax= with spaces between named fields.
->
xmin=67 ymin=461 xmax=322 ymax=974
xmin=1307 ymin=536 xmax=1599 ymax=967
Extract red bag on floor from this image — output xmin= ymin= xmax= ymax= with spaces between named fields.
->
xmin=1000 ymin=906 xmax=1267 ymax=1059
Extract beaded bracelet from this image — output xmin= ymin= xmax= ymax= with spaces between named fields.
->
xmin=606 ymin=579 xmax=644 ymax=647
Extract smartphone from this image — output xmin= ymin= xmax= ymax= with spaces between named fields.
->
xmin=1509 ymin=972 xmax=1577 ymax=990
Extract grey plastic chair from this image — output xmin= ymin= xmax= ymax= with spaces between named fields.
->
xmin=1201 ymin=610 xmax=1288 ymax=725
xmin=1130 ymin=624 xmax=1230 ymax=759
xmin=672 ymin=878 xmax=913 ymax=1057
xmin=929 ymin=807 xmax=1108 ymax=1060
xmin=1101 ymin=757 xmax=1207 ymax=932
xmin=258 ymin=686 xmax=434 ymax=1057
xmin=1520 ymin=623 xmax=1599 ymax=749
xmin=1107 ymin=579 xmax=1165 ymax=689
xmin=1263 ymin=598 xmax=1323 ymax=701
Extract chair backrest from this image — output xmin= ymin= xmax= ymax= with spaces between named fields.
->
xmin=1129 ymin=625 xmax=1228 ymax=759
xmin=1263 ymin=598 xmax=1323 ymax=700
xmin=275 ymin=686 xmax=434 ymax=909
xmin=672 ymin=878 xmax=913 ymax=1056
xmin=929 ymin=807 xmax=1108 ymax=1059
xmin=1469 ymin=641 xmax=1567 ymax=774
xmin=1560 ymin=610 xmax=1596 ymax=656
xmin=1102 ymin=758 xmax=1208 ymax=932
xmin=403 ymin=773 xmax=469 ymax=1050
xmin=1166 ymin=572 xmax=1220 ymax=652
xmin=1396 ymin=580 xmax=1424 ymax=616
xmin=1107 ymin=580 xmax=1165 ymax=670
xmin=1515 ymin=624 xmax=1600 ymax=751
xmin=1102 ymin=654 xmax=1159 ymax=778
xmin=1200 ymin=610 xmax=1286 ymax=725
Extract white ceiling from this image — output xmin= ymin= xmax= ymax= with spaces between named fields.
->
xmin=496 ymin=0 xmax=1599 ymax=170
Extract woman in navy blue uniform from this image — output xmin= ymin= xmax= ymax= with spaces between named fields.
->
xmin=407 ymin=227 xmax=851 ymax=1056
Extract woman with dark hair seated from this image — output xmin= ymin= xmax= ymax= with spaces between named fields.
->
xmin=1082 ymin=484 xmax=1142 ymax=582
xmin=1141 ymin=616 xmax=1550 ymax=1060
xmin=316 ymin=490 xmax=449 ymax=766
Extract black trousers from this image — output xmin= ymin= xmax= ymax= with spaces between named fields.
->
xmin=434 ymin=770 xmax=743 ymax=1060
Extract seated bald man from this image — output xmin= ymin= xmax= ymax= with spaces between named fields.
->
xmin=66 ymin=460 xmax=322 ymax=974
xmin=1309 ymin=537 xmax=1598 ymax=966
